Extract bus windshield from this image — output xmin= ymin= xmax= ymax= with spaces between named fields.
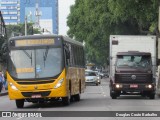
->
xmin=8 ymin=47 xmax=62 ymax=79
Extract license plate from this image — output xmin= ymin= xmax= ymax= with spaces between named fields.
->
xmin=130 ymin=84 xmax=138 ymax=88
xmin=31 ymin=94 xmax=42 ymax=98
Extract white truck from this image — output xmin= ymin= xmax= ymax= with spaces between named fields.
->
xmin=109 ymin=35 xmax=156 ymax=99
xmin=156 ymin=38 xmax=160 ymax=95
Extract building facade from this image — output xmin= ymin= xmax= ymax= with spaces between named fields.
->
xmin=20 ymin=0 xmax=58 ymax=34
xmin=0 ymin=0 xmax=20 ymax=25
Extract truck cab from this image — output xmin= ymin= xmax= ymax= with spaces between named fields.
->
xmin=110 ymin=51 xmax=156 ymax=99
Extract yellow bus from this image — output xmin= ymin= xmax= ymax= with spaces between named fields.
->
xmin=7 ymin=35 xmax=85 ymax=108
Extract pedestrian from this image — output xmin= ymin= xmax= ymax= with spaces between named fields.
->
xmin=0 ymin=71 xmax=3 ymax=93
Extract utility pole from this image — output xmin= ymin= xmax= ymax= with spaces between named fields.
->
xmin=157 ymin=1 xmax=160 ymax=66
xmin=25 ymin=16 xmax=27 ymax=36
xmin=159 ymin=1 xmax=160 ymax=33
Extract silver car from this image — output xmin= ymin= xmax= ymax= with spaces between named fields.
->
xmin=85 ymin=70 xmax=100 ymax=86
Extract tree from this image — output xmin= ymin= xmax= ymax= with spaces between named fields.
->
xmin=108 ymin=0 xmax=159 ymax=34
xmin=67 ymin=0 xmax=159 ymax=66
xmin=6 ymin=23 xmax=40 ymax=38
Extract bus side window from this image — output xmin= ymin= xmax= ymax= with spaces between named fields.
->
xmin=64 ymin=45 xmax=70 ymax=67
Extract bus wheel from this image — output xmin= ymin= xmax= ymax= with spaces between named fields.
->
xmin=16 ymin=99 xmax=24 ymax=108
xmin=62 ymin=97 xmax=70 ymax=106
xmin=74 ymin=94 xmax=80 ymax=101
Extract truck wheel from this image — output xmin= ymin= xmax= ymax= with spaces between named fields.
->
xmin=111 ymin=94 xmax=117 ymax=99
xmin=110 ymin=90 xmax=117 ymax=99
xmin=16 ymin=99 xmax=24 ymax=108
xmin=149 ymin=94 xmax=155 ymax=99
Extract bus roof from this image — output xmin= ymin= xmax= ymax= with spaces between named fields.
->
xmin=62 ymin=36 xmax=83 ymax=46
xmin=9 ymin=35 xmax=83 ymax=47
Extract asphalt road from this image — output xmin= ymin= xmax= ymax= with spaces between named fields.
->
xmin=0 ymin=78 xmax=160 ymax=120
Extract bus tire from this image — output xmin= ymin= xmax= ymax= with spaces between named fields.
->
xmin=74 ymin=94 xmax=80 ymax=101
xmin=62 ymin=97 xmax=70 ymax=106
xmin=16 ymin=99 xmax=24 ymax=108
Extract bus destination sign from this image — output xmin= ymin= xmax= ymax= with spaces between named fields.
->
xmin=15 ymin=39 xmax=55 ymax=47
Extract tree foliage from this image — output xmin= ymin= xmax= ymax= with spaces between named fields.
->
xmin=6 ymin=23 xmax=40 ymax=38
xmin=67 ymin=0 xmax=159 ymax=66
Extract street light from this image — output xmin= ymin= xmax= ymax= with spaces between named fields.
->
xmin=25 ymin=16 xmax=27 ymax=36
xmin=25 ymin=11 xmax=32 ymax=36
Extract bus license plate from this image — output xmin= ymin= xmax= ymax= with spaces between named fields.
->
xmin=130 ymin=84 xmax=138 ymax=88
xmin=31 ymin=94 xmax=42 ymax=98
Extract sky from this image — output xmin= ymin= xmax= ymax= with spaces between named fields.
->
xmin=58 ymin=0 xmax=75 ymax=36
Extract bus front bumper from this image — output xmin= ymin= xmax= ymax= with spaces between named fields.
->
xmin=8 ymin=87 xmax=68 ymax=100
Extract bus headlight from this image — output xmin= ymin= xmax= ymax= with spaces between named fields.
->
xmin=54 ymin=78 xmax=64 ymax=89
xmin=9 ymin=82 xmax=18 ymax=90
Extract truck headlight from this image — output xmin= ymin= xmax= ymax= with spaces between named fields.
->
xmin=146 ymin=84 xmax=152 ymax=89
xmin=115 ymin=84 xmax=122 ymax=88
xmin=54 ymin=78 xmax=64 ymax=89
xmin=9 ymin=82 xmax=18 ymax=90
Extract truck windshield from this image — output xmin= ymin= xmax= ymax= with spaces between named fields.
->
xmin=116 ymin=55 xmax=151 ymax=68
xmin=8 ymin=47 xmax=62 ymax=79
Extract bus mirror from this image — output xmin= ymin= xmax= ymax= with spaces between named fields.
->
xmin=64 ymin=44 xmax=70 ymax=59
xmin=66 ymin=50 xmax=70 ymax=59
xmin=64 ymin=48 xmax=70 ymax=59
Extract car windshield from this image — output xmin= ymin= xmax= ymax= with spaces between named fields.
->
xmin=8 ymin=47 xmax=62 ymax=79
xmin=85 ymin=71 xmax=97 ymax=76
xmin=116 ymin=55 xmax=151 ymax=68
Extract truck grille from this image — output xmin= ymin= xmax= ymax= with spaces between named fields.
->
xmin=115 ymin=73 xmax=152 ymax=83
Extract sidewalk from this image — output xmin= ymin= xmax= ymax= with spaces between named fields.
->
xmin=0 ymin=88 xmax=8 ymax=96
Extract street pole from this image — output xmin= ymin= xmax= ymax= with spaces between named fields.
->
xmin=159 ymin=1 xmax=160 ymax=33
xmin=25 ymin=16 xmax=27 ymax=36
xmin=158 ymin=1 xmax=160 ymax=70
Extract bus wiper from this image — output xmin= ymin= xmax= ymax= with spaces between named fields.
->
xmin=23 ymin=50 xmax=32 ymax=65
xmin=43 ymin=47 xmax=49 ymax=67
